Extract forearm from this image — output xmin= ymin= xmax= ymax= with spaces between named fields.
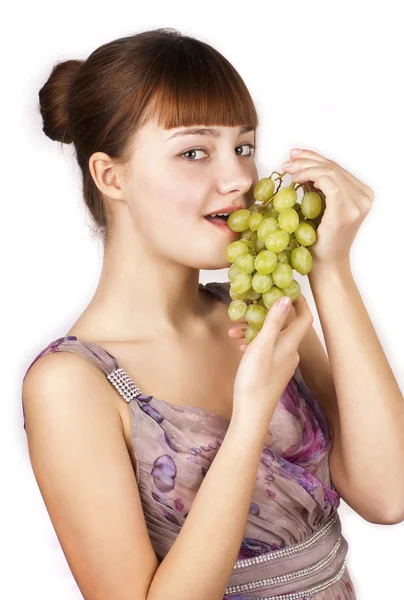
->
xmin=147 ymin=413 xmax=271 ymax=600
xmin=308 ymin=260 xmax=404 ymax=519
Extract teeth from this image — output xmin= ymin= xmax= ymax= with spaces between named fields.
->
xmin=209 ymin=212 xmax=230 ymax=217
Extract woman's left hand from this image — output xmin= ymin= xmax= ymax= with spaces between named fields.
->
xmin=282 ymin=149 xmax=374 ymax=266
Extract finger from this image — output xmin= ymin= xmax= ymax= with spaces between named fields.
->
xmin=279 ymin=295 xmax=313 ymax=347
xmin=228 ymin=315 xmax=248 ymax=337
xmin=290 ymin=150 xmax=372 ymax=197
xmin=283 ymin=158 xmax=324 ymax=172
xmin=228 ymin=327 xmax=247 ymax=339
xmin=255 ymin=296 xmax=293 ymax=347
xmin=289 ymin=149 xmax=330 ymax=163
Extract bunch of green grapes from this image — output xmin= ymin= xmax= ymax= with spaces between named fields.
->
xmin=226 ymin=170 xmax=325 ymax=344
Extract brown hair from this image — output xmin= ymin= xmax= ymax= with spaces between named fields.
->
xmin=38 ymin=27 xmax=259 ymax=245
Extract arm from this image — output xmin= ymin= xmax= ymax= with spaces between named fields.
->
xmin=23 ymin=352 xmax=273 ymax=600
xmin=148 ymin=416 xmax=268 ymax=600
xmin=306 ymin=260 xmax=404 ymax=524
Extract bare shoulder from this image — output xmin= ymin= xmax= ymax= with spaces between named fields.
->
xmin=23 ymin=350 xmax=123 ymax=435
xmin=22 ymin=350 xmax=159 ymax=600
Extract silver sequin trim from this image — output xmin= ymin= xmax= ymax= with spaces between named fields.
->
xmin=107 ymin=368 xmax=142 ymax=402
xmin=233 ymin=514 xmax=338 ymax=569
xmin=234 ymin=559 xmax=346 ymax=600
xmin=225 ymin=536 xmax=341 ymax=595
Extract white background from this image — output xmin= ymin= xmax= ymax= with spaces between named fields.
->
xmin=2 ymin=1 xmax=403 ymax=598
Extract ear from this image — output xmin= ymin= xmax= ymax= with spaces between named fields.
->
xmin=88 ymin=151 xmax=126 ymax=201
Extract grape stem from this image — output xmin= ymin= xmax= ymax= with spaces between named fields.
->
xmin=242 ymin=169 xmax=326 ymax=264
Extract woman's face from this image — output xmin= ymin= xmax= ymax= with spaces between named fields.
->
xmin=120 ymin=118 xmax=259 ymax=269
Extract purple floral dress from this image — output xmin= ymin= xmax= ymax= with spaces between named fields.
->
xmin=22 ymin=281 xmax=356 ymax=600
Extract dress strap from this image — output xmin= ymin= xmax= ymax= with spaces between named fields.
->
xmin=23 ymin=336 xmax=119 ymax=381
xmin=22 ymin=336 xmax=143 ymax=431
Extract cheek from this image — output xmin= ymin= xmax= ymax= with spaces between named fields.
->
xmin=128 ymin=157 xmax=208 ymax=220
xmin=164 ymin=180 xmax=206 ymax=219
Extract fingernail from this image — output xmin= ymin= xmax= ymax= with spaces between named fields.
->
xmin=291 ymin=148 xmax=302 ymax=155
xmin=278 ymin=297 xmax=291 ymax=310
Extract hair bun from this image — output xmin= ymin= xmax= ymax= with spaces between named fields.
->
xmin=39 ymin=59 xmax=83 ymax=144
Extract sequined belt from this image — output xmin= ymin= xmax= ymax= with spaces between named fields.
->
xmin=224 ymin=513 xmax=347 ymax=600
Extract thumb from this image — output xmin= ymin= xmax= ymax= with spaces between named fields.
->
xmin=259 ymin=295 xmax=292 ymax=343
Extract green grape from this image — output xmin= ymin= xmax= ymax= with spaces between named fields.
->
xmin=252 ymin=272 xmax=273 ymax=293
xmin=248 ymin=212 xmax=265 ymax=231
xmin=246 ymin=303 xmax=267 ymax=331
xmin=287 ymin=238 xmax=299 ymax=250
xmin=272 ymin=186 xmax=297 ymax=211
xmin=282 ymin=249 xmax=293 ymax=268
xmin=303 ymin=219 xmax=317 ymax=230
xmin=254 ymin=236 xmax=267 ymax=252
xmin=240 ymin=238 xmax=256 ymax=252
xmin=245 ymin=288 xmax=261 ymax=301
xmin=250 ymin=231 xmax=258 ymax=241
xmin=278 ymin=207 xmax=300 ymax=233
xmin=229 ymin=288 xmax=245 ymax=301
xmin=225 ymin=240 xmax=249 ymax=263
xmin=254 ymin=249 xmax=278 ymax=274
xmin=262 ymin=286 xmax=284 ymax=309
xmin=295 ymin=222 xmax=317 ymax=247
xmin=230 ymin=273 xmax=253 ymax=295
xmin=272 ymin=262 xmax=294 ymax=288
xmin=291 ymin=246 xmax=313 ymax=275
xmin=254 ymin=177 xmax=275 ymax=202
xmin=235 ymin=252 xmax=255 ymax=274
xmin=245 ymin=326 xmax=259 ymax=343
xmin=249 ymin=204 xmax=261 ymax=213
xmin=228 ymin=299 xmax=248 ymax=321
xmin=263 ymin=206 xmax=279 ymax=219
xmin=265 ymin=229 xmax=290 ymax=253
xmin=301 ymin=191 xmax=322 ymax=219
xmin=227 ymin=209 xmax=251 ymax=232
xmin=240 ymin=228 xmax=252 ymax=239
xmin=281 ymin=279 xmax=301 ymax=301
xmin=228 ymin=263 xmax=241 ymax=279
xmin=248 ymin=231 xmax=266 ymax=254
xmin=277 ymin=252 xmax=289 ymax=264
xmin=257 ymin=217 xmax=279 ymax=241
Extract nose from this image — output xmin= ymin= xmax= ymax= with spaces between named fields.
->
xmin=216 ymin=155 xmax=255 ymax=198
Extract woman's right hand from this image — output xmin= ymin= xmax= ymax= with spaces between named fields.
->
xmin=231 ymin=294 xmax=313 ymax=424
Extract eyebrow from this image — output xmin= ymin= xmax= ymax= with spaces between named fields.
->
xmin=167 ymin=125 xmax=255 ymax=140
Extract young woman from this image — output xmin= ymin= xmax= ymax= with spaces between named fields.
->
xmin=22 ymin=27 xmax=403 ymax=600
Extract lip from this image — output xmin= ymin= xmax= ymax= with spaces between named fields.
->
xmin=204 ymin=205 xmax=245 ymax=217
xmin=204 ymin=216 xmax=239 ymax=235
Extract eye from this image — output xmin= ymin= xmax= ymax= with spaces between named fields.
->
xmin=181 ymin=148 xmax=207 ymax=161
xmin=236 ymin=143 xmax=256 ymax=157
xmin=180 ymin=143 xmax=256 ymax=162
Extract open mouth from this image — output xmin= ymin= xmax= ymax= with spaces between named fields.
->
xmin=204 ymin=214 xmax=229 ymax=223
xmin=204 ymin=215 xmax=236 ymax=234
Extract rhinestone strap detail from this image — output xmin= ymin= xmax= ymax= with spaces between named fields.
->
xmin=233 ymin=514 xmax=338 ymax=570
xmin=237 ymin=558 xmax=346 ymax=600
xmin=107 ymin=368 xmax=142 ymax=402
xmin=225 ymin=536 xmax=341 ymax=595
